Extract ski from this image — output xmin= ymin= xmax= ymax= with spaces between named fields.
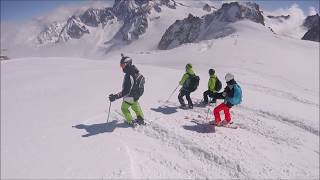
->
xmin=186 ymin=115 xmax=238 ymax=129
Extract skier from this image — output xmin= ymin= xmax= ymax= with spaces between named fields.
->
xmin=178 ymin=63 xmax=199 ymax=109
xmin=202 ymin=69 xmax=221 ymax=105
xmin=212 ymin=73 xmax=242 ymax=126
xmin=109 ymin=54 xmax=145 ymax=127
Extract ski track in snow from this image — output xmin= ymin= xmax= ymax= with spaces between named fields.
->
xmin=241 ymin=81 xmax=319 ymax=108
xmin=107 ymin=106 xmax=248 ymax=179
xmin=123 ymin=143 xmax=137 ymax=179
xmin=73 ymin=90 xmax=318 ymax=179
xmin=131 ymin=123 xmax=247 ymax=178
xmin=238 ymin=105 xmax=319 ymax=136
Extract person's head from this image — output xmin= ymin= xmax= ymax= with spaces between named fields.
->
xmin=120 ymin=53 xmax=132 ymax=72
xmin=185 ymin=63 xmax=192 ymax=71
xmin=225 ymin=73 xmax=234 ymax=82
xmin=209 ymin=69 xmax=215 ymax=75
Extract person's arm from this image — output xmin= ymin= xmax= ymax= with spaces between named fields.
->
xmin=117 ymin=74 xmax=133 ymax=98
xmin=225 ymin=86 xmax=235 ymax=98
xmin=224 ymin=86 xmax=235 ymax=108
xmin=110 ymin=74 xmax=133 ymax=102
xmin=179 ymin=73 xmax=189 ymax=86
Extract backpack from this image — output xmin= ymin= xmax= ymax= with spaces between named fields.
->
xmin=132 ymin=73 xmax=145 ymax=100
xmin=227 ymin=84 xmax=242 ymax=105
xmin=187 ymin=75 xmax=200 ymax=92
xmin=214 ymin=77 xmax=222 ymax=92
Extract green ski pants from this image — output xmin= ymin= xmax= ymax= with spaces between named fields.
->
xmin=121 ymin=101 xmax=144 ymax=123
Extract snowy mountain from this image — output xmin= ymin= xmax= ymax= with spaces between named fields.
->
xmin=158 ymin=2 xmax=264 ymax=50
xmin=302 ymin=14 xmax=320 ymax=42
xmin=37 ymin=0 xmax=178 ymax=45
xmin=1 ymin=1 xmax=319 ymax=58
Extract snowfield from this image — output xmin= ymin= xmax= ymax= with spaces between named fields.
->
xmin=1 ymin=19 xmax=319 ymax=179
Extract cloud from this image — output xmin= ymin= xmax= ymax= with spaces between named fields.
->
xmin=308 ymin=6 xmax=318 ymax=16
xmin=263 ymin=4 xmax=308 ymax=39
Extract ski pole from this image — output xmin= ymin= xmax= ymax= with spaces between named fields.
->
xmin=205 ymin=102 xmax=210 ymax=121
xmin=166 ymin=85 xmax=180 ymax=102
xmin=106 ymin=101 xmax=112 ymax=123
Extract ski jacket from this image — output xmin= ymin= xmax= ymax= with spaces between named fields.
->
xmin=117 ymin=65 xmax=141 ymax=103
xmin=179 ymin=67 xmax=195 ymax=90
xmin=208 ymin=74 xmax=217 ymax=93
xmin=221 ymin=79 xmax=237 ymax=108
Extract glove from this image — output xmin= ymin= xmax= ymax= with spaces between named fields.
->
xmin=109 ymin=94 xmax=118 ymax=102
xmin=222 ymin=92 xmax=227 ymax=97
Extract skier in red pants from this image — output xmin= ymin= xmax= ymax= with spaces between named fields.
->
xmin=212 ymin=73 xmax=242 ymax=126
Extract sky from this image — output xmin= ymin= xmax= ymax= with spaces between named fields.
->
xmin=0 ymin=0 xmax=319 ymax=22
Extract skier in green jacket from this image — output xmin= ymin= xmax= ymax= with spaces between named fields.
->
xmin=202 ymin=69 xmax=220 ymax=104
xmin=178 ymin=63 xmax=196 ymax=109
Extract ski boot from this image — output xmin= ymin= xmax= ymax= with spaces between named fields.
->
xmin=135 ymin=116 xmax=146 ymax=125
xmin=179 ymin=104 xmax=187 ymax=109
xmin=126 ymin=120 xmax=138 ymax=128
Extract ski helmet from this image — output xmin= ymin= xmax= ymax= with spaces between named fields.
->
xmin=120 ymin=53 xmax=132 ymax=68
xmin=209 ymin=69 xmax=215 ymax=75
xmin=225 ymin=73 xmax=234 ymax=82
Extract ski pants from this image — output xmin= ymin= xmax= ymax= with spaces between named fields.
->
xmin=121 ymin=101 xmax=144 ymax=123
xmin=203 ymin=90 xmax=221 ymax=103
xmin=213 ymin=103 xmax=231 ymax=123
xmin=178 ymin=89 xmax=193 ymax=106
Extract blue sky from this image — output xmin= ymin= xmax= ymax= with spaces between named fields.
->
xmin=256 ymin=0 xmax=319 ymax=13
xmin=1 ymin=0 xmax=88 ymax=22
xmin=1 ymin=0 xmax=319 ymax=22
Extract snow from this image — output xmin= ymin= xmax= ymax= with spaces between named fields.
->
xmin=1 ymin=19 xmax=319 ymax=179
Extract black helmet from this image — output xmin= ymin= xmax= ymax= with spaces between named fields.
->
xmin=209 ymin=69 xmax=215 ymax=75
xmin=120 ymin=53 xmax=132 ymax=66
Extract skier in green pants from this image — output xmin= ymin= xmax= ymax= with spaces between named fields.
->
xmin=109 ymin=54 xmax=145 ymax=126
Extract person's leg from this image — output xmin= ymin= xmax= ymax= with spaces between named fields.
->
xmin=178 ymin=90 xmax=186 ymax=106
xmin=212 ymin=92 xmax=224 ymax=103
xmin=121 ymin=101 xmax=133 ymax=123
xmin=223 ymin=105 xmax=231 ymax=123
xmin=213 ymin=103 xmax=226 ymax=124
xmin=203 ymin=90 xmax=210 ymax=103
xmin=185 ymin=91 xmax=193 ymax=107
xmin=208 ymin=91 xmax=216 ymax=103
xmin=131 ymin=101 xmax=144 ymax=119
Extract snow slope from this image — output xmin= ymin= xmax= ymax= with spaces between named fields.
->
xmin=1 ymin=21 xmax=319 ymax=179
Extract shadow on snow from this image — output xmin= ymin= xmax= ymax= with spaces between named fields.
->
xmin=182 ymin=121 xmax=215 ymax=133
xmin=150 ymin=105 xmax=178 ymax=115
xmin=72 ymin=120 xmax=130 ymax=137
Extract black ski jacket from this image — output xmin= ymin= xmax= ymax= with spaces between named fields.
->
xmin=219 ymin=79 xmax=237 ymax=108
xmin=117 ymin=65 xmax=140 ymax=101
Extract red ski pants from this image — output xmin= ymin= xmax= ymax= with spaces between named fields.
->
xmin=213 ymin=103 xmax=231 ymax=123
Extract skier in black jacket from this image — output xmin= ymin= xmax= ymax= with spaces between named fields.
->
xmin=109 ymin=54 xmax=145 ymax=126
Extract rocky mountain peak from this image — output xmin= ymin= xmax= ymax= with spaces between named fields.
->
xmin=158 ymin=2 xmax=265 ymax=50
xmin=302 ymin=14 xmax=320 ymax=42
xmin=303 ymin=14 xmax=319 ymax=29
